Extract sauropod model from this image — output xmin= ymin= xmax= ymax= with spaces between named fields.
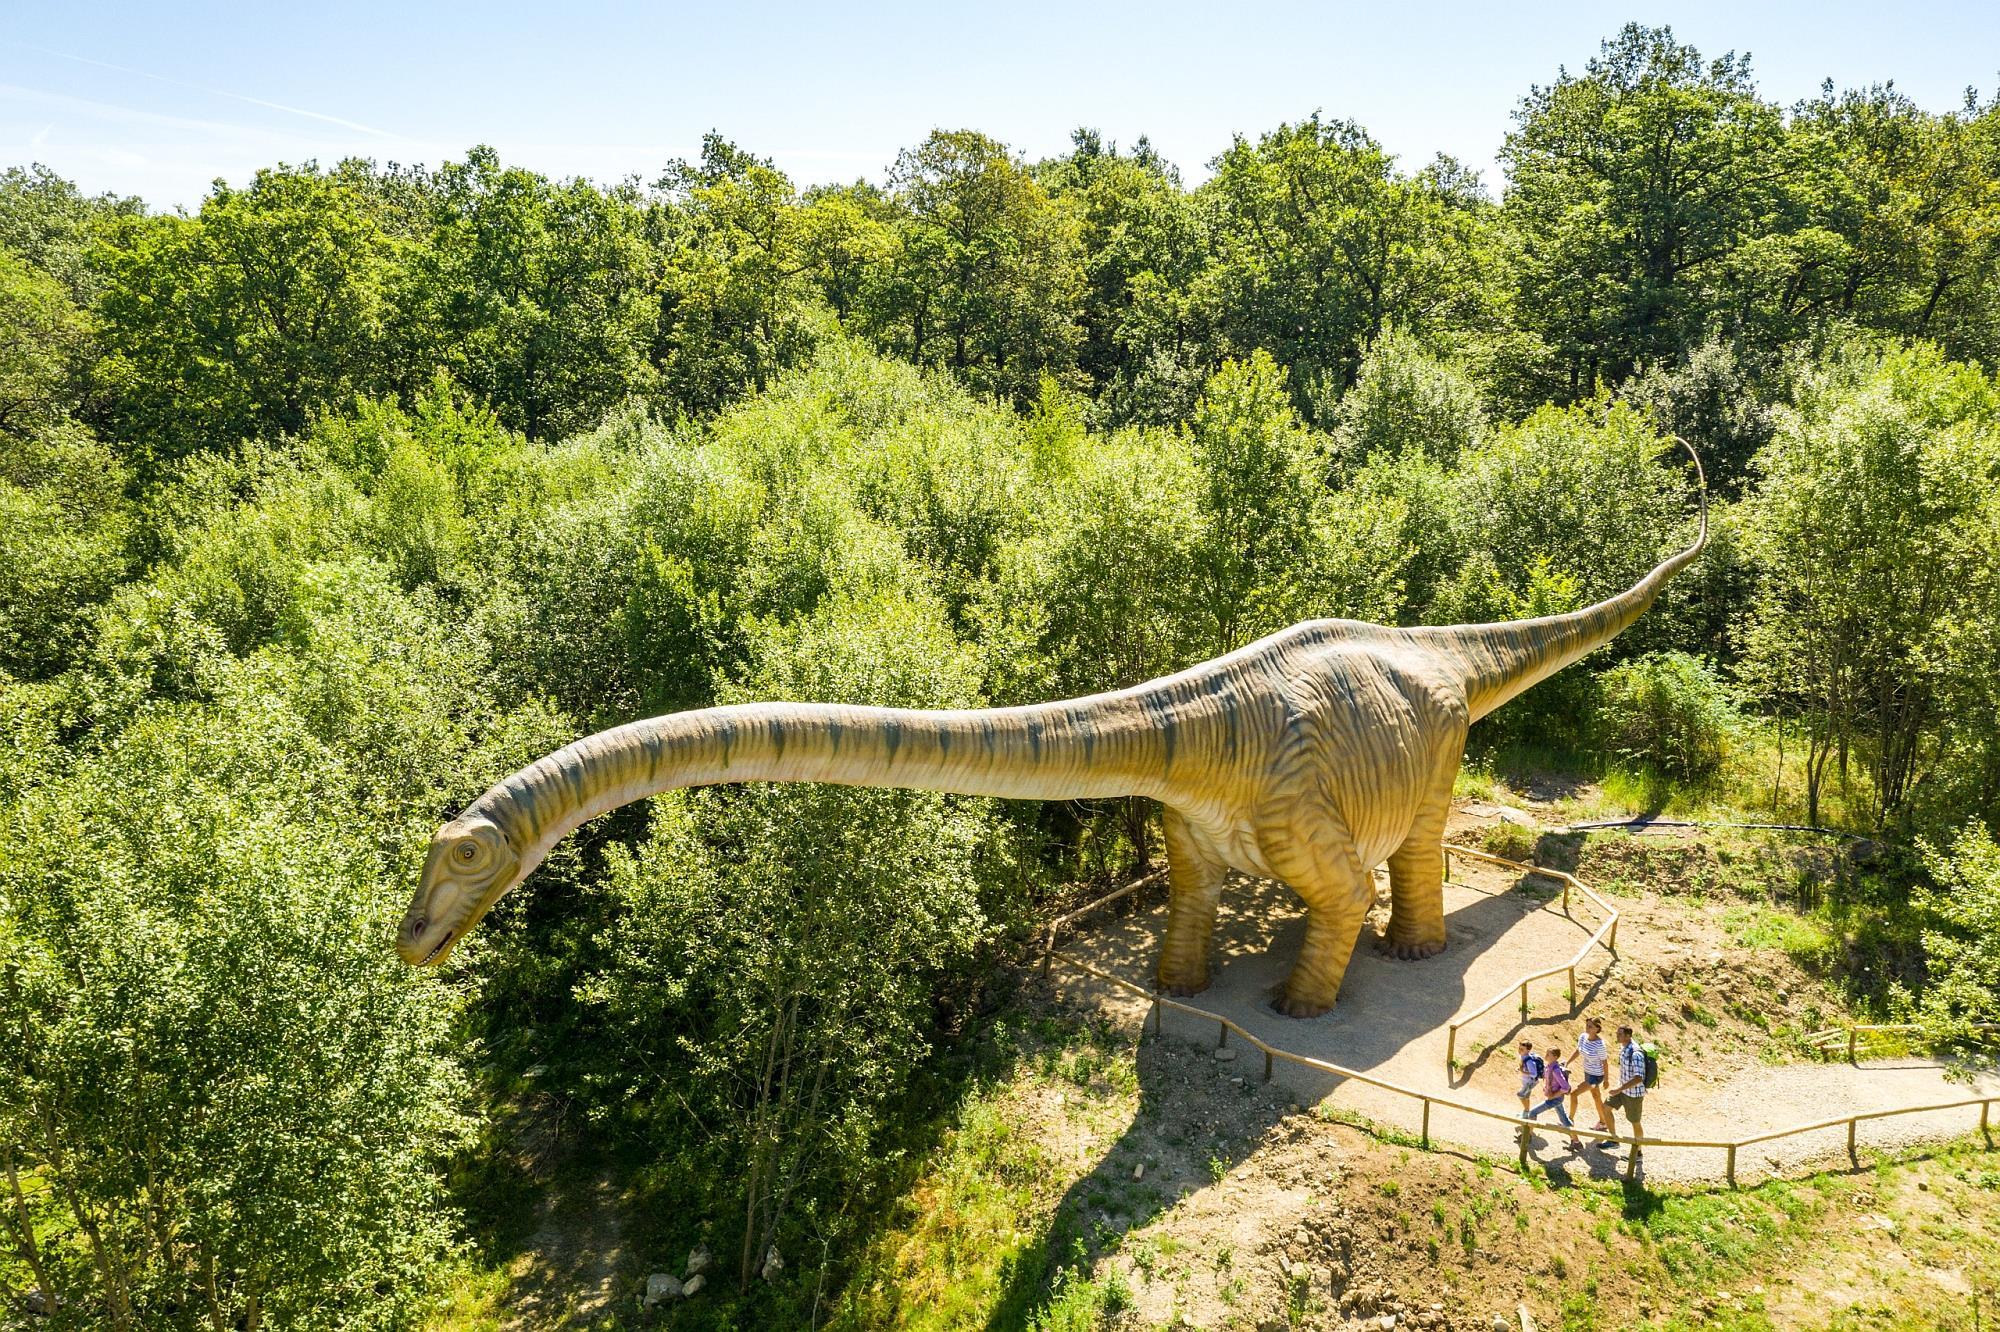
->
xmin=400 ymin=445 xmax=1705 ymax=1017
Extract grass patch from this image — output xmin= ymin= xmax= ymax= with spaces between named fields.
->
xmin=1615 ymin=1177 xmax=1825 ymax=1282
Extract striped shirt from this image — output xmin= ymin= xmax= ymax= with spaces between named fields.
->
xmin=1618 ymin=1041 xmax=1647 ymax=1097
xmin=1578 ymin=1034 xmax=1608 ymax=1076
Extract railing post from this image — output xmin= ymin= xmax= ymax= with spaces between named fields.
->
xmin=1607 ymin=916 xmax=1618 ymax=953
xmin=1041 ymin=928 xmax=1054 ymax=978
xmin=1218 ymin=1020 xmax=1228 ymax=1050
xmin=1517 ymin=1122 xmax=1530 ymax=1171
xmin=1562 ymin=877 xmax=1571 ymax=915
xmin=1847 ymin=1117 xmax=1858 ymax=1161
xmin=1982 ymin=1100 xmax=1991 ymax=1146
xmin=1149 ymin=1000 xmax=1161 ymax=1036
xmin=1848 ymin=1028 xmax=1857 ymax=1063
xmin=1726 ymin=1144 xmax=1737 ymax=1189
xmin=1446 ymin=1025 xmax=1457 ymax=1074
xmin=1421 ymin=1099 xmax=1431 ymax=1148
xmin=1263 ymin=1050 xmax=1273 ymax=1083
xmin=1568 ymin=965 xmax=1577 ymax=1011
xmin=1519 ymin=980 xmax=1528 ymax=1017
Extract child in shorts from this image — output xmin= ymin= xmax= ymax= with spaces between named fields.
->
xmin=1516 ymin=1040 xmax=1544 ymax=1116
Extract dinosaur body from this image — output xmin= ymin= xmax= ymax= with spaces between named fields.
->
xmin=401 ymin=450 xmax=1705 ymax=1017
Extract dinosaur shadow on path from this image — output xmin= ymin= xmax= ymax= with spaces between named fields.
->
xmin=996 ymin=872 xmax=1638 ymax=1322
xmin=1068 ymin=868 xmax=1605 ymax=1091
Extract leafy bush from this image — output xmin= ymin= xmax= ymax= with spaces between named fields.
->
xmin=1596 ymin=651 xmax=1739 ymax=780
xmin=0 ymin=676 xmax=475 ymax=1329
xmin=1915 ymin=822 xmax=2000 ymax=1042
xmin=580 ymin=585 xmax=1016 ymax=1295
xmin=1329 ymin=326 xmax=1487 ymax=472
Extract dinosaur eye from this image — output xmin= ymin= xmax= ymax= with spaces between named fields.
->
xmin=455 ymin=841 xmax=481 ymax=864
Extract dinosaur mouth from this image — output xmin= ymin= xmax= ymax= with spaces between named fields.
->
xmin=420 ymin=931 xmax=456 ymax=965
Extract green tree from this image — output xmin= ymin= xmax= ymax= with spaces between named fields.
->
xmin=0 ymin=164 xmax=143 ymax=304
xmin=1041 ymin=129 xmax=1218 ymax=422
xmin=0 ymin=246 xmax=91 ymax=444
xmin=1329 ymin=326 xmax=1487 ymax=473
xmin=653 ymin=136 xmax=830 ymax=414
xmin=1739 ymin=338 xmax=2000 ymax=827
xmin=1915 ymin=821 xmax=2000 ymax=1042
xmin=96 ymin=162 xmax=399 ymax=466
xmin=581 ymin=584 xmax=1005 ymax=1296
xmin=862 ymin=130 xmax=1085 ymax=402
xmin=1185 ymin=352 xmax=1402 ymax=653
xmin=1204 ymin=116 xmax=1498 ymax=418
xmin=409 ymin=147 xmax=659 ymax=438
xmin=0 ymin=679 xmax=475 ymax=1329
xmin=1501 ymin=25 xmax=1799 ymax=394
xmin=1596 ymin=650 xmax=1739 ymax=780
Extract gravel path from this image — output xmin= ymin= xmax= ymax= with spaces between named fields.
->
xmin=1060 ymin=862 xmax=1997 ymax=1187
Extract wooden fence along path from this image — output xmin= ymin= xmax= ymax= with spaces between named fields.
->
xmin=1040 ymin=851 xmax=1996 ymax=1189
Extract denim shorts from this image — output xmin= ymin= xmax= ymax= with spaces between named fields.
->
xmin=1583 ymin=1072 xmax=1605 ymax=1087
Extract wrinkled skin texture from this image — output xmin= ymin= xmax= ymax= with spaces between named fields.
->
xmin=403 ymin=455 xmax=1705 ymax=1015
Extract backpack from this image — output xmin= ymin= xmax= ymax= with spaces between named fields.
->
xmin=1641 ymin=1044 xmax=1661 ymax=1089
xmin=1547 ymin=1061 xmax=1571 ymax=1095
xmin=1523 ymin=1053 xmax=1545 ymax=1080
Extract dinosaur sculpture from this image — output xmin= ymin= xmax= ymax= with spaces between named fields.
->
xmin=400 ymin=447 xmax=1705 ymax=1017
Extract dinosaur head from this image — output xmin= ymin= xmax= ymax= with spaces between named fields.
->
xmin=397 ymin=814 xmax=522 ymax=966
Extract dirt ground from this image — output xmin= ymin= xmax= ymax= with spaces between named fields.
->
xmin=1054 ymin=799 xmax=1999 ymax=1186
xmin=972 ymin=1011 xmax=2000 ymax=1331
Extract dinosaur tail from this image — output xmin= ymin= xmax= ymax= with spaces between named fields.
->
xmin=1412 ymin=438 xmax=1708 ymax=721
xmin=470 ymin=695 xmax=1172 ymax=876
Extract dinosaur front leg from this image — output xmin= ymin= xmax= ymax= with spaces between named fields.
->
xmin=1156 ymin=807 xmax=1225 ymax=997
xmin=1263 ymin=805 xmax=1372 ymax=1018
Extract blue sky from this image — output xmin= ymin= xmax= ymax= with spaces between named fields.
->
xmin=4 ymin=2 xmax=1996 ymax=209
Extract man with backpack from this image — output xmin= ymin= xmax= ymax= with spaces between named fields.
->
xmin=1604 ymin=1024 xmax=1651 ymax=1169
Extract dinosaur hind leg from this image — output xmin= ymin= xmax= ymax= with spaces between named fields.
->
xmin=1382 ymin=762 xmax=1455 ymax=960
xmin=1155 ymin=806 xmax=1226 ymax=997
xmin=1262 ymin=801 xmax=1372 ymax=1018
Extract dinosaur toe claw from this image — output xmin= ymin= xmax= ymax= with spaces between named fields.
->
xmin=1276 ymin=993 xmax=1334 ymax=1019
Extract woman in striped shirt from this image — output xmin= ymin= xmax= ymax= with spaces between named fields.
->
xmin=1570 ymin=1017 xmax=1611 ymax=1133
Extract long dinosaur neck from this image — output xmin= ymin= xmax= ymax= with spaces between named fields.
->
xmin=1414 ymin=442 xmax=1709 ymax=721
xmin=468 ymin=697 xmax=1170 ymax=874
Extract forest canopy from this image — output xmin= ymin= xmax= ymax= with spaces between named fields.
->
xmin=3 ymin=22 xmax=2000 ymax=1329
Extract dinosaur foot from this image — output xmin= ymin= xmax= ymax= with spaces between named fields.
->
xmin=1156 ymin=973 xmax=1212 ymax=999
xmin=1275 ymin=990 xmax=1335 ymax=1019
xmin=1377 ymin=933 xmax=1447 ymax=961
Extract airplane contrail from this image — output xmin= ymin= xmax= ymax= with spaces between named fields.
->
xmin=13 ymin=42 xmax=394 ymax=137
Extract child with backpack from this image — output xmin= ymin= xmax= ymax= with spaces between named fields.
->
xmin=1525 ymin=1044 xmax=1585 ymax=1151
xmin=1516 ymin=1040 xmax=1544 ymax=1117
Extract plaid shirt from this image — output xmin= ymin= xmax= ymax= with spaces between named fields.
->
xmin=1618 ymin=1041 xmax=1647 ymax=1097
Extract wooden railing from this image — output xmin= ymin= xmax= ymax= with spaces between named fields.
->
xmin=1440 ymin=845 xmax=1619 ymax=1074
xmin=1801 ymin=1022 xmax=2000 ymax=1062
xmin=1039 ymin=871 xmax=1997 ymax=1189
